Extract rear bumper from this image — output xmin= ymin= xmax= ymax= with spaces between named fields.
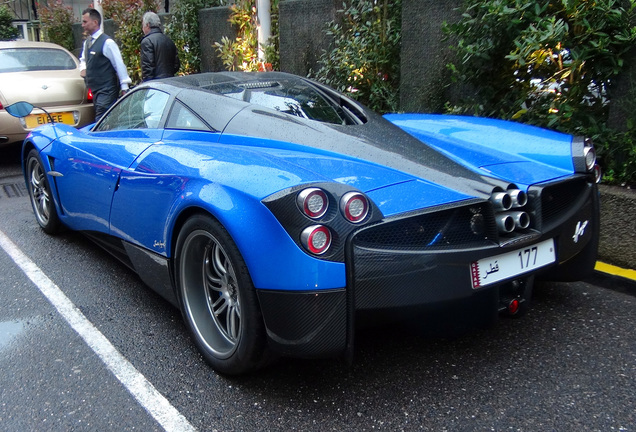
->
xmin=0 ymin=104 xmax=94 ymax=145
xmin=257 ymin=179 xmax=599 ymax=358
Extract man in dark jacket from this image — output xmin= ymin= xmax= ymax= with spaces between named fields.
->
xmin=140 ymin=12 xmax=180 ymax=81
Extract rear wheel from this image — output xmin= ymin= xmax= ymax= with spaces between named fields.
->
xmin=175 ymin=214 xmax=267 ymax=375
xmin=26 ymin=149 xmax=61 ymax=234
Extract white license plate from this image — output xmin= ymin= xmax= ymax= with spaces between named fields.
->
xmin=471 ymin=238 xmax=555 ymax=289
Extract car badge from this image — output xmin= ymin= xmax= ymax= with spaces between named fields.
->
xmin=572 ymin=220 xmax=588 ymax=243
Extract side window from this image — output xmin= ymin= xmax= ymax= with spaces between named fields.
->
xmin=165 ymin=100 xmax=212 ymax=131
xmin=95 ymin=89 xmax=169 ymax=132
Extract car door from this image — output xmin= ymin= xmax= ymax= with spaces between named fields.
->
xmin=48 ymin=88 xmax=170 ymax=232
xmin=109 ymin=98 xmax=220 ymax=255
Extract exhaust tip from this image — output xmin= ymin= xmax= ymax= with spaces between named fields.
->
xmin=491 ymin=192 xmax=512 ymax=211
xmin=512 ymin=211 xmax=530 ymax=229
xmin=496 ymin=214 xmax=515 ymax=233
xmin=509 ymin=189 xmax=527 ymax=207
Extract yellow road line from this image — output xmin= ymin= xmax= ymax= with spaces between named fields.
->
xmin=595 ymin=261 xmax=636 ymax=282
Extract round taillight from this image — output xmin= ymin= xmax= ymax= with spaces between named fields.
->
xmin=297 ymin=188 xmax=328 ymax=219
xmin=301 ymin=225 xmax=332 ymax=255
xmin=340 ymin=192 xmax=369 ymax=223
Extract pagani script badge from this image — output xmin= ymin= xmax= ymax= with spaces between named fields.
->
xmin=572 ymin=220 xmax=589 ymax=243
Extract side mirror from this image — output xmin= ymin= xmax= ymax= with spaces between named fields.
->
xmin=5 ymin=101 xmax=35 ymax=118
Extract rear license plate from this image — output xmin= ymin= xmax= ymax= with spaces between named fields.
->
xmin=471 ymin=238 xmax=555 ymax=288
xmin=25 ymin=112 xmax=74 ymax=129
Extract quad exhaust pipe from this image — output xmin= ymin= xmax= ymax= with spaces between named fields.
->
xmin=491 ymin=189 xmax=531 ymax=234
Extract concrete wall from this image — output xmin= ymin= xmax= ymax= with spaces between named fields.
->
xmin=199 ymin=6 xmax=235 ymax=72
xmin=278 ymin=0 xmax=340 ymax=76
xmin=400 ymin=0 xmax=463 ymax=113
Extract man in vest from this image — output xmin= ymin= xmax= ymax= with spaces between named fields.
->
xmin=79 ymin=8 xmax=132 ymax=122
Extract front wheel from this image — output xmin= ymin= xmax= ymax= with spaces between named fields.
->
xmin=26 ymin=149 xmax=61 ymax=234
xmin=175 ymin=214 xmax=268 ymax=375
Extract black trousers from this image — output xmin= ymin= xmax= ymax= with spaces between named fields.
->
xmin=93 ymin=87 xmax=119 ymax=122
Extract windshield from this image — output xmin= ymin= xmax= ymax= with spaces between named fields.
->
xmin=0 ymin=48 xmax=77 ymax=73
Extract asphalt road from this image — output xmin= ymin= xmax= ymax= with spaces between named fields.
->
xmin=1 ymin=142 xmax=634 ymax=431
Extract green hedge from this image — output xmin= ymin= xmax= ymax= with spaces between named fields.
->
xmin=445 ymin=0 xmax=636 ymax=186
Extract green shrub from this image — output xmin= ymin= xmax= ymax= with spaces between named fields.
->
xmin=0 ymin=5 xmax=19 ymax=41
xmin=314 ymin=0 xmax=401 ymax=113
xmin=102 ymin=0 xmax=160 ymax=85
xmin=445 ymin=0 xmax=636 ymax=186
xmin=214 ymin=0 xmax=279 ymax=72
xmin=37 ymin=0 xmax=75 ymax=52
xmin=215 ymin=0 xmax=259 ymax=71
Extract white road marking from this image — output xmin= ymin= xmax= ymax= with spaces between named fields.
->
xmin=0 ymin=229 xmax=197 ymax=432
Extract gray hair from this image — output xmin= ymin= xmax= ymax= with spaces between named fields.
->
xmin=142 ymin=12 xmax=161 ymax=29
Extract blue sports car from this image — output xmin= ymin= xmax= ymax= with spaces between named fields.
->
xmin=8 ymin=72 xmax=601 ymax=375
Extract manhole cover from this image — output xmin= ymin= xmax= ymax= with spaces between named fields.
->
xmin=0 ymin=182 xmax=27 ymax=199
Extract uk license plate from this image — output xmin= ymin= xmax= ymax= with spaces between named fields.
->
xmin=25 ymin=112 xmax=74 ymax=129
xmin=471 ymin=238 xmax=555 ymax=289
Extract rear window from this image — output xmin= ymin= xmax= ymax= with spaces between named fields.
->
xmin=0 ymin=48 xmax=77 ymax=73
xmin=207 ymin=79 xmax=356 ymax=125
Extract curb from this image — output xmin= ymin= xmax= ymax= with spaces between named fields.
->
xmin=586 ymin=261 xmax=636 ymax=297
xmin=595 ymin=261 xmax=636 ymax=282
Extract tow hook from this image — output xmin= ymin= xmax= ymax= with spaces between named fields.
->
xmin=500 ymin=297 xmax=522 ymax=315
xmin=498 ymin=277 xmax=533 ymax=316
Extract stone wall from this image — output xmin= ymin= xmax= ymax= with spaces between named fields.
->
xmin=599 ymin=186 xmax=636 ymax=269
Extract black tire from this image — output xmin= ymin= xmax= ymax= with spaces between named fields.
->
xmin=25 ymin=149 xmax=62 ymax=234
xmin=174 ymin=214 xmax=268 ymax=375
